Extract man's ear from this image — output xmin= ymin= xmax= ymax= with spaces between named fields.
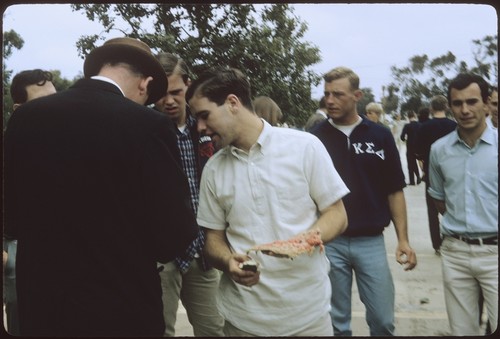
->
xmin=140 ymin=76 xmax=154 ymax=96
xmin=226 ymin=94 xmax=240 ymax=113
xmin=13 ymin=103 xmax=21 ymax=111
xmin=354 ymin=89 xmax=364 ymax=101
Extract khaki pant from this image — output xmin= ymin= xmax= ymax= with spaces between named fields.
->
xmin=441 ymin=236 xmax=498 ymax=335
xmin=158 ymin=259 xmax=224 ymax=336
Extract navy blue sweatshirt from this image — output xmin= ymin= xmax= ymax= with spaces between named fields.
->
xmin=312 ymin=116 xmax=406 ymax=237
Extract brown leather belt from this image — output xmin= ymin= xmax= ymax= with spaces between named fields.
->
xmin=449 ymin=234 xmax=498 ymax=246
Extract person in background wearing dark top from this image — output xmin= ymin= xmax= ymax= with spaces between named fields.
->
xmin=311 ymin=66 xmax=417 ymax=336
xmin=417 ymin=106 xmax=431 ymax=123
xmin=4 ymin=37 xmax=199 ymax=336
xmin=304 ymin=96 xmax=327 ymax=131
xmin=415 ymin=95 xmax=456 ymax=255
xmin=153 ymin=52 xmax=223 ymax=337
xmin=400 ymin=111 xmax=421 ymax=185
xmin=487 ymin=86 xmax=498 ymax=128
xmin=3 ymin=69 xmax=57 ymax=336
xmin=428 ymin=73 xmax=497 ymax=335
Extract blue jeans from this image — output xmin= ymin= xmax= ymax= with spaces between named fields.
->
xmin=326 ymin=234 xmax=395 ymax=336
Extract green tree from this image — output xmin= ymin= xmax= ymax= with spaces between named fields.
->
xmin=381 ymin=84 xmax=399 ymax=115
xmin=2 ymin=28 xmax=76 ymax=128
xmin=357 ymin=87 xmax=375 ymax=116
xmin=3 ymin=29 xmax=24 ymax=128
xmin=385 ymin=35 xmax=498 ymax=111
xmin=71 ymin=3 xmax=322 ymax=126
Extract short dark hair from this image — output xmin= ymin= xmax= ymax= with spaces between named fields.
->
xmin=447 ymin=73 xmax=490 ymax=104
xmin=417 ymin=107 xmax=430 ymax=122
xmin=185 ymin=67 xmax=253 ymax=111
xmin=11 ymin=69 xmax=53 ymax=104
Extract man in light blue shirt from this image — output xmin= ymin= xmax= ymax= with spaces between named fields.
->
xmin=428 ymin=73 xmax=498 ymax=335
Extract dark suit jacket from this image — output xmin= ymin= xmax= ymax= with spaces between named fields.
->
xmin=400 ymin=120 xmax=421 ymax=152
xmin=4 ymin=78 xmax=199 ymax=336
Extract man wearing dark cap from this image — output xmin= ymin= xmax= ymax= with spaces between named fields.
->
xmin=4 ymin=37 xmax=199 ymax=336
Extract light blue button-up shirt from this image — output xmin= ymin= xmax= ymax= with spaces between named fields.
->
xmin=428 ymin=126 xmax=498 ymax=237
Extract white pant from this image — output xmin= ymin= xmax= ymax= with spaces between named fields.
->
xmin=441 ymin=236 xmax=498 ymax=335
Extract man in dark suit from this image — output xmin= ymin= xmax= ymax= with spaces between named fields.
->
xmin=4 ymin=37 xmax=199 ymax=336
xmin=400 ymin=111 xmax=422 ymax=185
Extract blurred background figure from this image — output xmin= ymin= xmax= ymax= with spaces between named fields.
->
xmin=487 ymin=86 xmax=498 ymax=128
xmin=304 ymin=96 xmax=327 ymax=132
xmin=365 ymin=102 xmax=389 ymax=129
xmin=391 ymin=112 xmax=406 ymax=151
xmin=400 ymin=111 xmax=421 ymax=185
xmin=253 ymin=95 xmax=283 ymax=126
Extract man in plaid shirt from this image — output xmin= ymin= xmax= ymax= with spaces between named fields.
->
xmin=154 ymin=53 xmax=222 ymax=336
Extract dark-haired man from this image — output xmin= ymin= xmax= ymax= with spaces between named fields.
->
xmin=428 ymin=73 xmax=498 ymax=335
xmin=186 ymin=67 xmax=349 ymax=336
xmin=10 ymin=68 xmax=56 ymax=110
xmin=3 ymin=68 xmax=56 ymax=336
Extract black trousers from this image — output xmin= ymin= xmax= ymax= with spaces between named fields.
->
xmin=406 ymin=151 xmax=420 ymax=185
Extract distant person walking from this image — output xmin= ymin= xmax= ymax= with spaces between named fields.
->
xmin=400 ymin=111 xmax=421 ymax=185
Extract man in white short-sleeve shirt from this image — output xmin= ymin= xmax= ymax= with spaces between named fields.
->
xmin=186 ymin=67 xmax=350 ymax=336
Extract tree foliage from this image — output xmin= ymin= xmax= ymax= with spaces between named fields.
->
xmin=3 ymin=29 xmax=24 ymax=129
xmin=386 ymin=35 xmax=498 ymax=112
xmin=357 ymin=87 xmax=375 ymax=116
xmin=70 ymin=3 xmax=322 ymax=125
xmin=2 ymin=28 xmax=76 ymax=128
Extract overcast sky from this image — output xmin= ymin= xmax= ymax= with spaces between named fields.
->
xmin=2 ymin=3 xmax=497 ymax=101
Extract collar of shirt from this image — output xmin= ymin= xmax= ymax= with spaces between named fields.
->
xmin=91 ymin=75 xmax=125 ymax=96
xmin=451 ymin=125 xmax=497 ymax=148
xmin=228 ymin=118 xmax=270 ymax=158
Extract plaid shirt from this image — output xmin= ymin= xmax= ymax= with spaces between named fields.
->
xmin=174 ymin=115 xmax=207 ymax=273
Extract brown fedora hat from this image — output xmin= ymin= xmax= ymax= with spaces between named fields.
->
xmin=84 ymin=37 xmax=167 ymax=105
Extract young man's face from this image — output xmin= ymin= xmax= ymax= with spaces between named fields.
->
xmin=188 ymin=94 xmax=235 ymax=151
xmin=449 ymin=83 xmax=488 ymax=132
xmin=155 ymin=73 xmax=189 ymax=126
xmin=323 ymin=77 xmax=361 ymax=125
